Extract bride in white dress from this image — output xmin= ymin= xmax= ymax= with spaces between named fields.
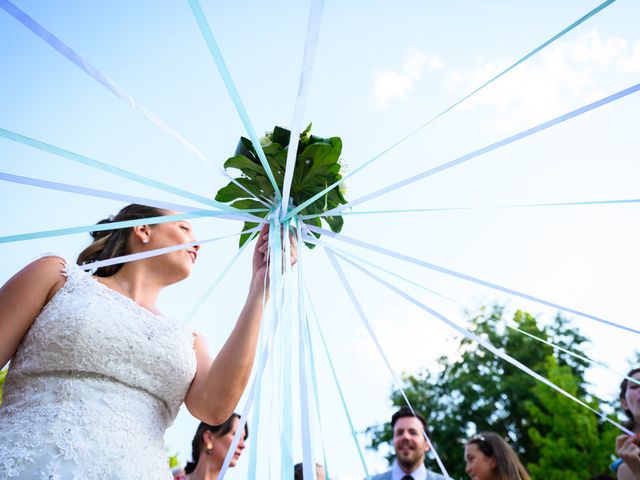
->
xmin=0 ymin=204 xmax=286 ymax=479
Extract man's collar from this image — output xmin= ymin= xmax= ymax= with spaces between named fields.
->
xmin=391 ymin=460 xmax=428 ymax=480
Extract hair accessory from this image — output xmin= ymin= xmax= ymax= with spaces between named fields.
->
xmin=107 ymin=214 xmax=115 ymax=222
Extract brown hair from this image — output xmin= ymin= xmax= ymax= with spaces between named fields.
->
xmin=76 ymin=204 xmax=167 ymax=277
xmin=391 ymin=406 xmax=430 ymax=437
xmin=466 ymin=432 xmax=530 ymax=480
xmin=184 ymin=413 xmax=249 ymax=474
xmin=620 ymin=368 xmax=640 ymax=431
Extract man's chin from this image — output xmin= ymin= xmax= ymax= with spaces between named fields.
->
xmin=398 ymin=457 xmax=419 ymax=470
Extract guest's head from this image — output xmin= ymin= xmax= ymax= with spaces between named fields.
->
xmin=464 ymin=432 xmax=530 ymax=480
xmin=171 ymin=466 xmax=186 ymax=480
xmin=77 ymin=204 xmax=199 ymax=283
xmin=294 ymin=462 xmax=326 ymax=480
xmin=619 ymin=368 xmax=640 ymax=431
xmin=390 ymin=407 xmax=430 ymax=473
xmin=185 ymin=413 xmax=248 ymax=475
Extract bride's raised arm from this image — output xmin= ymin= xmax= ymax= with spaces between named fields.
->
xmin=185 ymin=224 xmax=296 ymax=425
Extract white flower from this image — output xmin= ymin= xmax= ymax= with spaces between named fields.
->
xmin=259 ymin=136 xmax=272 ymax=147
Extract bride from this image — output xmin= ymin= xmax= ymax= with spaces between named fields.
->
xmin=0 ymin=203 xmax=289 ymax=479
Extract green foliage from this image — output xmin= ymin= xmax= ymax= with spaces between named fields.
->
xmin=367 ymin=305 xmax=614 ymax=479
xmin=0 ymin=367 xmax=6 ymax=406
xmin=214 ymin=124 xmax=348 ymax=248
xmin=168 ymin=452 xmax=180 ymax=469
xmin=525 ymin=357 xmax=617 ymax=479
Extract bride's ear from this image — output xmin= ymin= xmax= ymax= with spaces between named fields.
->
xmin=132 ymin=225 xmax=151 ymax=245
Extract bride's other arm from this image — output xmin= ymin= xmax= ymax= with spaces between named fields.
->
xmin=0 ymin=256 xmax=66 ymax=369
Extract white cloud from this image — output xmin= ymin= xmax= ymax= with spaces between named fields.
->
xmin=445 ymin=29 xmax=640 ymax=130
xmin=374 ymin=48 xmax=444 ymax=109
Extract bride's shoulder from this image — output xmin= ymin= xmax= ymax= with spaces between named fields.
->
xmin=0 ymin=256 xmax=71 ymax=367
xmin=20 ymin=255 xmax=70 ymax=301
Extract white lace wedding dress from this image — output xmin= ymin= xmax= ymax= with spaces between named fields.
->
xmin=0 ymin=260 xmax=197 ymax=479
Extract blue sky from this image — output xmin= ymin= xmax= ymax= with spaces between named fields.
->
xmin=1 ymin=1 xmax=640 ymax=478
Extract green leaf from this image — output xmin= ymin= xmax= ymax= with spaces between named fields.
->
xmin=237 ymin=137 xmax=258 ymax=161
xmin=230 ymin=199 xmax=269 ymax=215
xmin=262 ymin=142 xmax=284 ymax=157
xmin=215 ymin=178 xmax=266 ymax=203
xmin=295 ymin=140 xmax=343 ymax=190
xmin=224 ymin=155 xmax=266 ymax=178
xmin=239 ymin=222 xmax=259 ymax=248
xmin=272 ymin=126 xmax=291 ymax=147
xmin=302 ymin=215 xmax=322 ymax=249
xmin=253 ymin=175 xmax=275 ymax=199
xmin=300 ymin=122 xmax=313 ymax=143
xmin=327 ymin=187 xmax=347 ymax=208
xmin=323 ymin=214 xmax=344 ymax=233
xmin=215 ymin=182 xmax=252 ymax=203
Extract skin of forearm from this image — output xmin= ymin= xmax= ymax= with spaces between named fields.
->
xmin=201 ymin=285 xmax=265 ymax=422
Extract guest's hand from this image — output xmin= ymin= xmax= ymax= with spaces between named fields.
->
xmin=616 ymin=434 xmax=640 ymax=479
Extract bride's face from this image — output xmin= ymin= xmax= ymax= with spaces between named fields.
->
xmin=141 ymin=213 xmax=199 ymax=283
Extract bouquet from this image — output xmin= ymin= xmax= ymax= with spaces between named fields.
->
xmin=215 ymin=124 xmax=348 ymax=248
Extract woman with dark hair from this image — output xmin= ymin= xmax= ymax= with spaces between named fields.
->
xmin=0 ymin=204 xmax=289 ymax=479
xmin=184 ymin=414 xmax=248 ymax=480
xmin=464 ymin=432 xmax=530 ymax=480
xmin=614 ymin=368 xmax=640 ymax=479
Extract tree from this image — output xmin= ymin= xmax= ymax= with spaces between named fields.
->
xmin=367 ymin=305 xmax=613 ymax=479
xmin=526 ymin=357 xmax=617 ymax=479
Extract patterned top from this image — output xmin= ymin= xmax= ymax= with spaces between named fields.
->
xmin=0 ymin=259 xmax=197 ymax=479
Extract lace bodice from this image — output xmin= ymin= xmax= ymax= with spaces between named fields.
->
xmin=0 ymin=259 xmax=197 ymax=479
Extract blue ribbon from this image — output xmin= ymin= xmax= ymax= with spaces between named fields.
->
xmin=304 ymin=284 xmax=367 ymax=479
xmin=0 ymin=211 xmax=223 ymax=244
xmin=78 ymin=231 xmax=250 ymax=272
xmin=0 ymin=171 xmax=265 ymax=230
xmin=185 ymin=231 xmax=258 ymax=322
xmin=0 ymin=0 xmax=271 ymax=206
xmin=286 ymin=0 xmax=620 ymax=220
xmin=187 ymin=0 xmax=281 ymax=200
xmin=307 ymin=224 xmax=640 ymax=335
xmin=0 ymin=128 xmax=246 ymax=214
xmin=296 ymin=219 xmax=316 ymax=480
xmin=289 ymin=78 xmax=638 ymax=222
xmin=320 ymin=82 xmax=640 ymax=217
xmin=219 ymin=232 xmax=284 ymax=478
xmin=357 ymin=0 xmax=618 ymax=166
xmin=332 ymin=248 xmax=633 ymax=436
xmin=280 ymin=0 xmax=325 ymax=212
xmin=304 ymin=315 xmax=330 ymax=480
xmin=314 ymin=238 xmax=640 ymax=392
xmin=326 ymin=249 xmax=451 ymax=478
xmin=301 ymin=198 xmax=640 ymax=220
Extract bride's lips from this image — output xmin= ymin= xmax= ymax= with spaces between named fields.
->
xmin=187 ymin=250 xmax=197 ymax=263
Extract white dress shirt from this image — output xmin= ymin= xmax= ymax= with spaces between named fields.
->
xmin=391 ymin=460 xmax=428 ymax=480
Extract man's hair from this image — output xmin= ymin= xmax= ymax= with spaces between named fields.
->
xmin=391 ymin=407 xmax=429 ymax=434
